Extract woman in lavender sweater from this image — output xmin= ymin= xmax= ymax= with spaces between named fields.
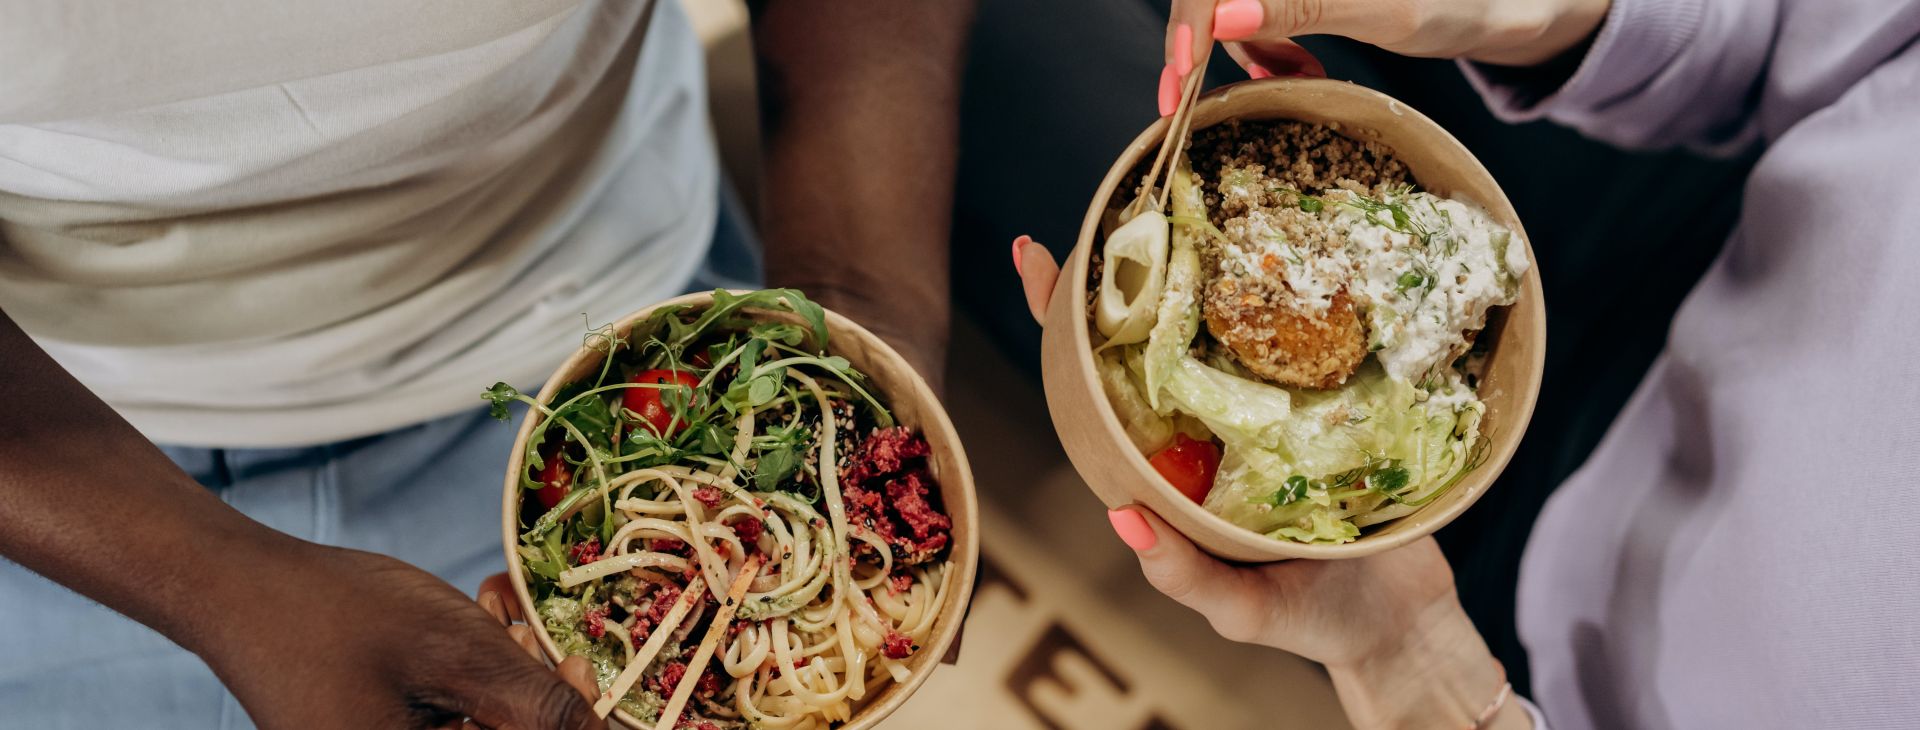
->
xmin=1015 ymin=0 xmax=1920 ymax=726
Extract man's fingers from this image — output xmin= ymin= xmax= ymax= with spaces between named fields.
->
xmin=556 ymin=656 xmax=600 ymax=703
xmin=456 ymin=657 xmax=606 ymax=730
xmin=1012 ymin=235 xmax=1060 ymax=324
xmin=1108 ymin=506 xmax=1274 ymax=645
xmin=478 ymin=592 xmax=510 ymax=627
xmin=1223 ymin=39 xmax=1328 ymax=79
xmin=506 ymin=624 xmax=543 ymax=662
xmin=476 ymin=573 xmax=524 ymax=623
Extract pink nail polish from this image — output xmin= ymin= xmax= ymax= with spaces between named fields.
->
xmin=1173 ymin=24 xmax=1195 ymax=76
xmin=1213 ymin=0 xmax=1264 ymax=41
xmin=1158 ymin=65 xmax=1179 ymax=117
xmin=1246 ymin=63 xmax=1273 ymax=79
xmin=1011 ymin=235 xmax=1030 ymax=276
xmin=1108 ymin=509 xmax=1158 ymax=551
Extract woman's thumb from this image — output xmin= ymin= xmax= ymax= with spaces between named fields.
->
xmin=1012 ymin=235 xmax=1061 ymax=324
xmin=1108 ymin=506 xmax=1272 ymax=644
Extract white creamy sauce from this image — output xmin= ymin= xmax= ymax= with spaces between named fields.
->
xmin=1221 ymin=209 xmax=1350 ymax=313
xmin=1328 ymin=191 xmax=1523 ymax=383
xmin=1210 ymin=168 xmax=1524 ymax=394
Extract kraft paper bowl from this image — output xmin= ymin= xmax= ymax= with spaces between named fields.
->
xmin=501 ymin=290 xmax=979 ymax=728
xmin=1040 ymin=79 xmax=1546 ymax=562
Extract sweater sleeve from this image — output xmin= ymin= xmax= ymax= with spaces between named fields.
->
xmin=1516 ymin=695 xmax=1548 ymax=728
xmin=1459 ymin=0 xmax=1780 ymax=155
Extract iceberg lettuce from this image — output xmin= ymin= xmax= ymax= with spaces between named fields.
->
xmin=1191 ymin=362 xmax=1478 ymax=544
xmin=1143 ymin=157 xmax=1207 ymax=409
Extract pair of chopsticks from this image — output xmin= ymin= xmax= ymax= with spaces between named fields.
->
xmin=593 ymin=556 xmax=767 ymax=728
xmin=1131 ymin=50 xmax=1214 ymax=218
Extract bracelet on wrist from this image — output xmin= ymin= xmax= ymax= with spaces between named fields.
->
xmin=1466 ymin=662 xmax=1512 ymax=729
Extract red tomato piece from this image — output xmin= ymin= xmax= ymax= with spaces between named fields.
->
xmin=622 ymin=368 xmax=701 ymax=437
xmin=535 ymin=448 xmax=573 ymax=509
xmin=1149 ymin=434 xmax=1222 ymax=503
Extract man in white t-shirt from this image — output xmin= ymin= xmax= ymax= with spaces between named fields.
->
xmin=0 ymin=1 xmax=971 ymax=726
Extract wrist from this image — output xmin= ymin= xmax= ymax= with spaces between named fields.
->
xmin=772 ymin=276 xmax=949 ymax=381
xmin=1326 ymin=598 xmax=1506 ymax=729
xmin=167 ymin=524 xmax=317 ymax=659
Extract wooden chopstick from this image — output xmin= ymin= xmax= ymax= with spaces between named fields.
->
xmin=1135 ymin=48 xmax=1214 ymax=216
xmin=652 ymin=556 xmax=767 ymax=730
xmin=594 ymin=575 xmax=709 ymax=718
xmin=1163 ymin=52 xmax=1212 ymax=197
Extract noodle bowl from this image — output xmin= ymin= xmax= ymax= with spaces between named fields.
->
xmin=496 ymin=290 xmax=977 ymax=729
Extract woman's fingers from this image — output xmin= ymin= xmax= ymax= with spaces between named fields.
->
xmin=1012 ymin=235 xmax=1060 ymax=324
xmin=1223 ymin=39 xmax=1328 ymax=79
xmin=1210 ymin=0 xmax=1372 ymax=42
xmin=1162 ymin=0 xmax=1219 ymax=115
xmin=1107 ymin=506 xmax=1275 ymax=645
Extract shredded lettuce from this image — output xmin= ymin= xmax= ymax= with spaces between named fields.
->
xmin=1270 ymin=509 xmax=1362 ymax=543
xmin=1155 ymin=355 xmax=1293 ymax=447
xmin=1142 ymin=157 xmax=1207 ymax=409
xmin=1186 ymin=362 xmax=1478 ymax=544
xmin=1096 ymin=348 xmax=1174 ymax=453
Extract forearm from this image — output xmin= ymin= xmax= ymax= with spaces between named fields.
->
xmin=750 ymin=0 xmax=975 ymax=380
xmin=1328 ymin=598 xmax=1529 ymax=729
xmin=0 ymin=309 xmax=288 ymax=655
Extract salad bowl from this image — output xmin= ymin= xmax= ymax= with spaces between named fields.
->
xmin=1040 ymin=78 xmax=1546 ymax=562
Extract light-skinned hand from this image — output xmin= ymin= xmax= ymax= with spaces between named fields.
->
xmin=1011 ymin=236 xmax=1528 ymax=729
xmin=1155 ymin=0 xmax=1611 ymax=112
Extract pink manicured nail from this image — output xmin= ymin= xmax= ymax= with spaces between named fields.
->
xmin=1012 ymin=235 xmax=1031 ymax=276
xmin=1246 ymin=63 xmax=1273 ymax=79
xmin=1108 ymin=509 xmax=1157 ymax=551
xmin=1173 ymin=24 xmax=1195 ymax=76
xmin=1213 ymin=0 xmax=1264 ymax=41
xmin=1158 ymin=65 xmax=1179 ymax=117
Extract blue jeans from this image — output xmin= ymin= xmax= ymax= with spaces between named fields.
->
xmin=0 ymin=191 xmax=762 ymax=729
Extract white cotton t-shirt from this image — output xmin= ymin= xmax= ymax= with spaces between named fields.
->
xmin=0 ymin=0 xmax=717 ymax=447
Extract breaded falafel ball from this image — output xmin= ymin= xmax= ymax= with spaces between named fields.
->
xmin=1203 ymin=278 xmax=1368 ymax=390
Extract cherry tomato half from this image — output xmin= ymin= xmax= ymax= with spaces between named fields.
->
xmin=1149 ymin=434 xmax=1222 ymax=503
xmin=623 ymin=368 xmax=701 ymax=437
xmin=535 ymin=447 xmax=573 ymax=509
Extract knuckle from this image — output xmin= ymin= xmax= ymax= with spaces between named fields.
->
xmin=1207 ymin=613 xmax=1262 ymax=645
xmin=1374 ymin=0 xmax=1426 ymax=48
xmin=533 ymin=675 xmax=598 ymax=730
xmin=1487 ymin=6 xmax=1556 ymax=47
xmin=1140 ymin=558 xmax=1199 ymax=602
xmin=1278 ymin=0 xmax=1326 ymax=35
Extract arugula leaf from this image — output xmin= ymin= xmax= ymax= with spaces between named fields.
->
xmin=662 ymin=289 xmax=829 ymax=353
xmin=548 ymin=382 xmax=616 ymax=449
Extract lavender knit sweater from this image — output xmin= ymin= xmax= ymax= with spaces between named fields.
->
xmin=1463 ymin=0 xmax=1920 ymax=727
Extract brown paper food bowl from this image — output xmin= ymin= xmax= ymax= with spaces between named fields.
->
xmin=1040 ymin=78 xmax=1546 ymax=562
xmin=500 ymin=291 xmax=980 ymax=729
